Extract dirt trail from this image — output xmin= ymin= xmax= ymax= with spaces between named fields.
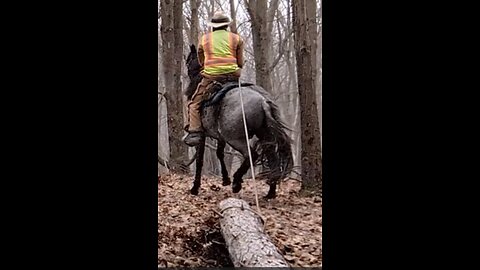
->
xmin=158 ymin=173 xmax=322 ymax=267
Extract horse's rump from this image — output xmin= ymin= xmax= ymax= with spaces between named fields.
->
xmin=201 ymin=85 xmax=293 ymax=180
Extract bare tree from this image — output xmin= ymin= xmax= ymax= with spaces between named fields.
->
xmin=292 ymin=0 xmax=322 ymax=194
xmin=244 ymin=0 xmax=279 ymax=93
xmin=189 ymin=0 xmax=201 ymax=46
xmin=210 ymin=0 xmax=215 ymax=17
xmin=229 ymin=0 xmax=238 ymax=33
xmin=317 ymin=1 xmax=322 ymax=145
xmin=160 ymin=0 xmax=188 ymax=172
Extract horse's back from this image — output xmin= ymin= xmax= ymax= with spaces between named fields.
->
xmin=215 ymin=86 xmax=266 ymax=140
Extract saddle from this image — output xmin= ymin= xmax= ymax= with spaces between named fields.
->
xmin=202 ymin=81 xmax=255 ymax=108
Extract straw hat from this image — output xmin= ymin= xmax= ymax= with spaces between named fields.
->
xmin=207 ymin=11 xmax=232 ymax=28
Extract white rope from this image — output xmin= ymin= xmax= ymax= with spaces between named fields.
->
xmin=238 ymin=77 xmax=262 ymax=215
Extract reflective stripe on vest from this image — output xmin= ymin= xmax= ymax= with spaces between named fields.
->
xmin=202 ymin=30 xmax=240 ymax=75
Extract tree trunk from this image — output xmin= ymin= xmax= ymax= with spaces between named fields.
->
xmin=189 ymin=0 xmax=200 ymax=47
xmin=204 ymin=137 xmax=218 ymax=175
xmin=284 ymin=0 xmax=300 ymax=171
xmin=218 ymin=198 xmax=289 ymax=267
xmin=317 ymin=2 xmax=322 ymax=146
xmin=245 ymin=0 xmax=275 ymax=93
xmin=223 ymin=144 xmax=233 ymax=173
xmin=210 ymin=0 xmax=215 ymax=18
xmin=160 ymin=0 xmax=188 ymax=173
xmin=229 ymin=0 xmax=238 ymax=34
xmin=292 ymin=0 xmax=322 ymax=193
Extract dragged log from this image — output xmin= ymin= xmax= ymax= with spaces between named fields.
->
xmin=218 ymin=198 xmax=289 ymax=267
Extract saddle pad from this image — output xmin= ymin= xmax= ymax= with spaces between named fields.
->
xmin=202 ymin=82 xmax=255 ymax=107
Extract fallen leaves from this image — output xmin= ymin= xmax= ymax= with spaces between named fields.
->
xmin=158 ymin=173 xmax=322 ymax=267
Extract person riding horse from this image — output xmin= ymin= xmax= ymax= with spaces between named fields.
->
xmin=183 ymin=11 xmax=244 ymax=146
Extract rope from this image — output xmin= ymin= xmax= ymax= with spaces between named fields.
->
xmin=238 ymin=77 xmax=262 ymax=216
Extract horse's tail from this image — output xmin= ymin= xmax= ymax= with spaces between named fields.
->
xmin=255 ymin=100 xmax=294 ymax=182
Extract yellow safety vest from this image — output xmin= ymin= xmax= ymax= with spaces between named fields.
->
xmin=201 ymin=30 xmax=240 ymax=75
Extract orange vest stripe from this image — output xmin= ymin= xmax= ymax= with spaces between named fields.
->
xmin=209 ymin=32 xmax=214 ymax=57
xmin=202 ymin=30 xmax=240 ymax=74
xmin=229 ymin=34 xmax=239 ymax=57
xmin=203 ymin=33 xmax=214 ymax=57
xmin=228 ymin=33 xmax=234 ymax=57
xmin=205 ymin=58 xmax=237 ymax=66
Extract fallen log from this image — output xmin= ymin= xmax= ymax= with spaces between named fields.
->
xmin=218 ymin=198 xmax=289 ymax=267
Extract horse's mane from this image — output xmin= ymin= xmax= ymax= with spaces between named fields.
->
xmin=184 ymin=72 xmax=202 ymax=100
xmin=184 ymin=45 xmax=203 ymax=100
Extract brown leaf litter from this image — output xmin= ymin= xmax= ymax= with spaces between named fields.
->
xmin=158 ymin=173 xmax=322 ymax=267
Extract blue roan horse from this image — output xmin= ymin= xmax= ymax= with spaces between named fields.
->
xmin=185 ymin=44 xmax=293 ymax=199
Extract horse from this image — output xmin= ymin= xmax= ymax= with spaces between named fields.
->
xmin=184 ymin=44 xmax=293 ymax=199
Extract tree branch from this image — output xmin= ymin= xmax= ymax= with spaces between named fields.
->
xmin=214 ymin=0 xmax=225 ymax=12
xmin=266 ymin=0 xmax=279 ymax=36
xmin=269 ymin=29 xmax=294 ymax=71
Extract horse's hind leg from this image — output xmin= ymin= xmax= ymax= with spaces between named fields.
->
xmin=231 ymin=148 xmax=258 ymax=193
xmin=265 ymin=177 xmax=279 ymax=199
xmin=191 ymin=141 xmax=206 ymax=195
xmin=216 ymin=140 xmax=231 ymax=186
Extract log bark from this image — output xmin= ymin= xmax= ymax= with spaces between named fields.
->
xmin=218 ymin=198 xmax=289 ymax=267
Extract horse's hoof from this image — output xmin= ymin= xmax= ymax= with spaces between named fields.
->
xmin=264 ymin=193 xmax=276 ymax=200
xmin=222 ymin=178 xmax=231 ymax=186
xmin=232 ymin=182 xmax=242 ymax=193
xmin=190 ymin=187 xmax=199 ymax=195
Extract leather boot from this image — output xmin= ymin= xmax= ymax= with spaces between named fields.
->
xmin=182 ymin=131 xmax=205 ymax=147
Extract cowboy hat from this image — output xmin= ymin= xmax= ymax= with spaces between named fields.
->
xmin=207 ymin=11 xmax=232 ymax=28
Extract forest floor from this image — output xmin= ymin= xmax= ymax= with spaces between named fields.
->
xmin=158 ymin=173 xmax=322 ymax=267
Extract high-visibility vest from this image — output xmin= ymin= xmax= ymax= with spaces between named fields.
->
xmin=201 ymin=30 xmax=240 ymax=75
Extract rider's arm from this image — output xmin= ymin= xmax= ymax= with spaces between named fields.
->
xmin=236 ymin=37 xmax=244 ymax=68
xmin=197 ymin=37 xmax=205 ymax=69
